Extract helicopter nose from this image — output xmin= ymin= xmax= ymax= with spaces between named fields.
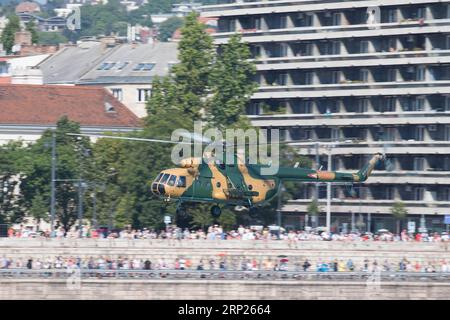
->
xmin=157 ymin=184 xmax=165 ymax=195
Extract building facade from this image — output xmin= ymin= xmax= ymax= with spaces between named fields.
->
xmin=36 ymin=39 xmax=178 ymax=118
xmin=202 ymin=0 xmax=450 ymax=233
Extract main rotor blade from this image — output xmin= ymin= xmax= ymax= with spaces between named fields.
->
xmin=66 ymin=133 xmax=193 ymax=145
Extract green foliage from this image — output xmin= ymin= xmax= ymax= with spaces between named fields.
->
xmin=37 ymin=32 xmax=68 ymax=45
xmin=158 ymin=16 xmax=184 ymax=42
xmin=190 ymin=206 xmax=214 ymax=231
xmin=1 ymin=15 xmax=21 ymax=54
xmin=307 ymin=199 xmax=321 ymax=216
xmin=0 ymin=141 xmax=26 ymax=224
xmin=390 ymin=201 xmax=408 ymax=219
xmin=29 ymin=192 xmax=49 ymax=225
xmin=25 ymin=20 xmax=39 ymax=45
xmin=209 ymin=34 xmax=257 ymax=129
xmin=172 ymin=12 xmax=214 ymax=119
xmin=19 ymin=116 xmax=93 ymax=231
xmin=78 ymin=1 xmax=130 ymax=38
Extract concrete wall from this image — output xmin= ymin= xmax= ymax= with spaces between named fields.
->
xmin=1 ymin=239 xmax=449 ymax=267
xmin=1 ymin=279 xmax=449 ymax=300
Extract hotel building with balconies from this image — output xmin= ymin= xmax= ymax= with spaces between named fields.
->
xmin=202 ymin=0 xmax=450 ymax=232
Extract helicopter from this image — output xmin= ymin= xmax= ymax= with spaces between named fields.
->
xmin=68 ymin=133 xmax=386 ymax=218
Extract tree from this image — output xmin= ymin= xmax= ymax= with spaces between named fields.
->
xmin=29 ymin=193 xmax=48 ymax=231
xmin=0 ymin=141 xmax=26 ymax=225
xmin=208 ymin=34 xmax=257 ymax=129
xmin=172 ymin=12 xmax=214 ymax=119
xmin=37 ymin=32 xmax=68 ymax=45
xmin=1 ymin=15 xmax=21 ymax=54
xmin=158 ymin=16 xmax=184 ymax=42
xmin=390 ymin=201 xmax=408 ymax=234
xmin=307 ymin=199 xmax=321 ymax=228
xmin=190 ymin=207 xmax=214 ymax=231
xmin=19 ymin=117 xmax=93 ymax=232
xmin=25 ymin=19 xmax=39 ymax=45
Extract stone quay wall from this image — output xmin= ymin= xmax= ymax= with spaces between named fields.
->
xmin=0 ymin=239 xmax=449 ymax=266
xmin=0 ymin=279 xmax=449 ymax=300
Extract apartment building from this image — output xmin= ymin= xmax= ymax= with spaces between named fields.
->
xmin=202 ymin=0 xmax=450 ymax=232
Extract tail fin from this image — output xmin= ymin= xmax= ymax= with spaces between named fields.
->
xmin=355 ymin=153 xmax=385 ymax=182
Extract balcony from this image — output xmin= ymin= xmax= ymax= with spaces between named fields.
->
xmin=252 ymin=80 xmax=450 ymax=99
xmin=249 ymin=110 xmax=450 ymax=126
xmin=288 ymin=141 xmax=450 ymax=156
xmin=202 ymin=0 xmax=445 ymax=17
xmin=213 ymin=21 xmax=450 ymax=44
xmin=283 ymin=198 xmax=450 ymax=215
xmin=255 ymin=50 xmax=450 ymax=71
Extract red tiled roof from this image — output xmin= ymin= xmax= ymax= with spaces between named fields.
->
xmin=0 ymin=84 xmax=141 ymax=128
xmin=0 ymin=77 xmax=11 ymax=84
xmin=15 ymin=2 xmax=40 ymax=13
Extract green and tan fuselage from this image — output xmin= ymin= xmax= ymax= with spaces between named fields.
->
xmin=151 ymin=153 xmax=384 ymax=207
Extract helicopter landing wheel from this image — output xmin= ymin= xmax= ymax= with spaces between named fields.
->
xmin=210 ymin=205 xmax=222 ymax=218
xmin=249 ymin=207 xmax=258 ymax=218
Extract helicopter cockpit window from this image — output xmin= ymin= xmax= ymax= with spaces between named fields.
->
xmin=167 ymin=175 xmax=177 ymax=186
xmin=177 ymin=176 xmax=186 ymax=188
xmin=154 ymin=173 xmax=163 ymax=183
xmin=160 ymin=173 xmax=170 ymax=184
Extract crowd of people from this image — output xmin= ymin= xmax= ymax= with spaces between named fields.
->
xmin=0 ymin=255 xmax=448 ymax=274
xmin=6 ymin=224 xmax=450 ymax=243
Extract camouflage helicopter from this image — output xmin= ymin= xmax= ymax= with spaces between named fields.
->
xmin=69 ymin=132 xmax=386 ymax=218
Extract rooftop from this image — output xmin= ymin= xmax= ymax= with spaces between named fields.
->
xmin=78 ymin=42 xmax=178 ymax=85
xmin=0 ymin=84 xmax=141 ymax=128
xmin=38 ymin=41 xmax=178 ymax=85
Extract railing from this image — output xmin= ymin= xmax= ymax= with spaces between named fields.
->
xmin=1 ymin=269 xmax=449 ymax=282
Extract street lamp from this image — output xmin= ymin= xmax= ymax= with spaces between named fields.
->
xmin=44 ymin=131 xmax=57 ymax=237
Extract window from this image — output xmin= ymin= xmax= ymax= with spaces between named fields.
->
xmin=360 ymin=69 xmax=369 ymax=82
xmin=278 ymin=43 xmax=289 ymax=57
xmin=360 ymin=41 xmax=369 ymax=53
xmin=331 ymin=41 xmax=340 ymax=55
xmin=416 ymin=66 xmax=426 ymax=81
xmin=387 ymin=69 xmax=397 ymax=82
xmin=304 ymin=42 xmax=313 ymax=56
xmin=386 ymin=187 xmax=395 ymax=200
xmin=414 ymin=157 xmax=425 ymax=171
xmin=277 ymin=73 xmax=288 ymax=85
xmin=446 ymin=125 xmax=450 ymax=141
xmin=294 ymin=100 xmax=312 ymax=114
xmin=117 ymin=62 xmax=129 ymax=70
xmin=154 ymin=173 xmax=163 ymax=183
xmin=384 ymin=127 xmax=396 ymax=141
xmin=305 ymin=72 xmax=314 ymax=85
xmin=447 ymin=35 xmax=450 ymax=50
xmin=167 ymin=175 xmax=177 ymax=186
xmin=357 ymin=99 xmax=369 ymax=113
xmin=104 ymin=102 xmax=115 ymax=113
xmin=133 ymin=63 xmax=155 ymax=71
xmin=331 ymin=71 xmax=340 ymax=84
xmin=414 ymin=187 xmax=425 ymax=201
xmin=445 ymin=96 xmax=450 ymax=111
xmin=97 ymin=62 xmax=116 ymax=70
xmin=417 ymin=7 xmax=426 ymax=19
xmin=304 ymin=13 xmax=313 ymax=27
xmin=137 ymin=88 xmax=151 ymax=102
xmin=413 ymin=97 xmax=425 ymax=111
xmin=387 ymin=9 xmax=397 ymax=23
xmin=415 ymin=126 xmax=425 ymax=141
xmin=303 ymin=129 xmax=313 ymax=140
xmin=383 ymin=97 xmax=396 ymax=112
xmin=332 ymin=12 xmax=341 ymax=26
xmin=111 ymin=88 xmax=123 ymax=101
xmin=331 ymin=128 xmax=340 ymax=141
xmin=160 ymin=173 xmax=170 ymax=184
xmin=177 ymin=176 xmax=186 ymax=188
